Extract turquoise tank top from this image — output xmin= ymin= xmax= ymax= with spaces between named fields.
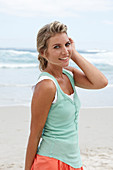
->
xmin=37 ymin=69 xmax=82 ymax=168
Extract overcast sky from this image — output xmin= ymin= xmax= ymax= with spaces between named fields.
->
xmin=0 ymin=0 xmax=113 ymax=50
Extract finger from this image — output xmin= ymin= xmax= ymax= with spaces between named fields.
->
xmin=68 ymin=37 xmax=74 ymax=43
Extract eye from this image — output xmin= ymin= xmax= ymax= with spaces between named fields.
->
xmin=54 ymin=45 xmax=60 ymax=49
xmin=65 ymin=42 xmax=71 ymax=47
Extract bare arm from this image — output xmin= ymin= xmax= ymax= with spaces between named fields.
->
xmin=25 ymin=80 xmax=56 ymax=170
xmin=65 ymin=38 xmax=108 ymax=89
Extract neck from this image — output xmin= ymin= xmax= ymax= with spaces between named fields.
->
xmin=44 ymin=64 xmax=64 ymax=79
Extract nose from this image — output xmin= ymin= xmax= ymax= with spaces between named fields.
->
xmin=62 ymin=46 xmax=68 ymax=55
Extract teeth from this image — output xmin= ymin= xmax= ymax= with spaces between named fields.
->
xmin=59 ymin=57 xmax=68 ymax=60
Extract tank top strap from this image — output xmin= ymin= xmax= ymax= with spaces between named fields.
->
xmin=63 ymin=69 xmax=81 ymax=111
xmin=38 ymin=71 xmax=60 ymax=88
xmin=39 ymin=69 xmax=75 ymax=89
xmin=62 ymin=69 xmax=75 ymax=90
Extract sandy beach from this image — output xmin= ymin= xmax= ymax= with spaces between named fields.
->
xmin=0 ymin=106 xmax=113 ymax=170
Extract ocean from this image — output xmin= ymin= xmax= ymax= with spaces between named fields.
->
xmin=0 ymin=48 xmax=113 ymax=107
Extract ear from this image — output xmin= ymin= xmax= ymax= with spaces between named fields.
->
xmin=40 ymin=49 xmax=44 ymax=56
xmin=40 ymin=49 xmax=48 ymax=61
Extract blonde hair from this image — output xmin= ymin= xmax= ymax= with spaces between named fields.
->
xmin=37 ymin=21 xmax=67 ymax=71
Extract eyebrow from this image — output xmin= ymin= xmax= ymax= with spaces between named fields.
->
xmin=52 ymin=40 xmax=70 ymax=47
xmin=52 ymin=43 xmax=60 ymax=47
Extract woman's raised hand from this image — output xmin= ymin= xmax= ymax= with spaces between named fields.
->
xmin=68 ymin=37 xmax=76 ymax=59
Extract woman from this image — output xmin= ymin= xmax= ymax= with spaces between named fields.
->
xmin=25 ymin=21 xmax=108 ymax=170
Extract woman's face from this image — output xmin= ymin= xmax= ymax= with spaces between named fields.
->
xmin=44 ymin=33 xmax=72 ymax=68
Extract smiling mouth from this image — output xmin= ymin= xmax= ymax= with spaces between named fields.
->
xmin=59 ymin=57 xmax=69 ymax=60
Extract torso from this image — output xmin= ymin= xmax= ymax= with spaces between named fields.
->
xmin=37 ymin=69 xmax=82 ymax=168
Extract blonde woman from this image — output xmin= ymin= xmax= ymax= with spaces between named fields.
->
xmin=25 ymin=21 xmax=108 ymax=170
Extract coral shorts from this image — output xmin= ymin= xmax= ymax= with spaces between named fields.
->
xmin=31 ymin=154 xmax=83 ymax=170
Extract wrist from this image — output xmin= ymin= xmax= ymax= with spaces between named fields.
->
xmin=71 ymin=49 xmax=78 ymax=60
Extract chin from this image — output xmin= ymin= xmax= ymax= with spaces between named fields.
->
xmin=62 ymin=62 xmax=69 ymax=68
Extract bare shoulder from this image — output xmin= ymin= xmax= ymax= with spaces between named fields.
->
xmin=33 ymin=79 xmax=56 ymax=101
xmin=35 ymin=79 xmax=56 ymax=93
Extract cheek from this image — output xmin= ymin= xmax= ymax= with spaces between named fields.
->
xmin=51 ymin=50 xmax=61 ymax=57
xmin=68 ymin=47 xmax=72 ymax=55
xmin=46 ymin=50 xmax=59 ymax=61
